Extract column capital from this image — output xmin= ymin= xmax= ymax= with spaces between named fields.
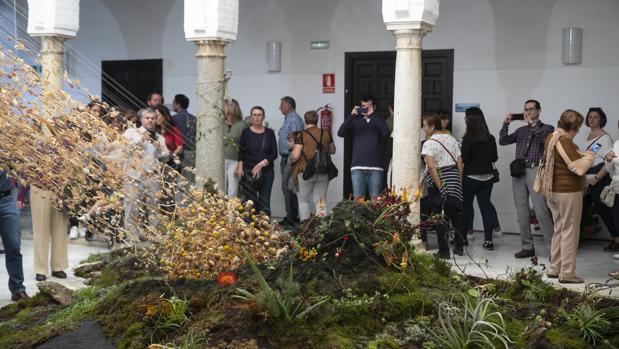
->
xmin=40 ymin=36 xmax=68 ymax=54
xmin=195 ymin=40 xmax=228 ymax=58
xmin=388 ymin=23 xmax=432 ymax=50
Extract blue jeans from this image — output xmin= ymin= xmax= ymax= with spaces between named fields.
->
xmin=463 ymin=176 xmax=499 ymax=241
xmin=280 ymin=156 xmax=299 ymax=221
xmin=241 ymin=168 xmax=275 ymax=216
xmin=351 ymin=169 xmax=384 ymax=198
xmin=0 ymin=191 xmax=25 ymax=295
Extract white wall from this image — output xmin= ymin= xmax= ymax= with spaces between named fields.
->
xmin=8 ymin=0 xmax=619 ymax=229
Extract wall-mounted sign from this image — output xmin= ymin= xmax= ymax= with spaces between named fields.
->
xmin=455 ymin=103 xmax=480 ymax=112
xmin=322 ymin=73 xmax=335 ymax=94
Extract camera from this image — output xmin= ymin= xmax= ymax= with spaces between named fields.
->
xmin=511 ymin=113 xmax=525 ymax=120
xmin=357 ymin=107 xmax=368 ymax=115
xmin=148 ymin=130 xmax=158 ymax=141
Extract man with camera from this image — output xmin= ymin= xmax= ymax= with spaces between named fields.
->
xmin=122 ymin=107 xmax=169 ymax=237
xmin=499 ymin=99 xmax=554 ymax=258
xmin=337 ymin=94 xmax=390 ymax=202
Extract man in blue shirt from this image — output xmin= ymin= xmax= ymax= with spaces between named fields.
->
xmin=171 ymin=94 xmax=197 ymax=182
xmin=277 ymin=96 xmax=304 ymax=226
xmin=338 ymin=95 xmax=390 ymax=201
xmin=0 ymin=170 xmax=28 ymax=301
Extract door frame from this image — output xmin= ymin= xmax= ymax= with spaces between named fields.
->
xmin=342 ymin=49 xmax=454 ymax=198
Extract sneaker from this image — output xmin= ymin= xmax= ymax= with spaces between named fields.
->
xmin=51 ymin=270 xmax=67 ymax=279
xmin=603 ymin=241 xmax=619 ymax=252
xmin=69 ymin=226 xmax=79 ymax=240
xmin=77 ymin=227 xmax=88 ymax=238
xmin=614 ymin=254 xmax=619 ymax=260
xmin=482 ymin=241 xmax=494 ymax=250
xmin=514 ymin=248 xmax=535 ymax=258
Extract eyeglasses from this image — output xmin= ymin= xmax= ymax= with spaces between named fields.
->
xmin=524 ymin=108 xmax=537 ymax=112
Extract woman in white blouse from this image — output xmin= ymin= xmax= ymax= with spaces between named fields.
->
xmin=421 ymin=114 xmax=466 ymax=259
xmin=580 ymin=108 xmax=617 ymax=251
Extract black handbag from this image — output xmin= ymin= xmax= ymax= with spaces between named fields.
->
xmin=302 ymin=129 xmax=336 ymax=180
xmin=509 ymin=135 xmax=535 ymax=178
xmin=243 ymin=170 xmax=263 ymax=189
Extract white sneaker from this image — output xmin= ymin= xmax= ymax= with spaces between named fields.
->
xmin=69 ymin=226 xmax=79 ymax=240
xmin=614 ymin=254 xmax=619 ymax=260
xmin=467 ymin=230 xmax=475 ymax=241
xmin=77 ymin=227 xmax=88 ymax=238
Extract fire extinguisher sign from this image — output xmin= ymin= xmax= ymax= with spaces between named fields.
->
xmin=322 ymin=73 xmax=335 ymax=94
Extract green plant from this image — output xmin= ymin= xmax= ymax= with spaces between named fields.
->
xmin=559 ymin=303 xmax=610 ymax=345
xmin=145 ymin=295 xmax=189 ymax=340
xmin=233 ymin=256 xmax=325 ymax=321
xmin=428 ymin=292 xmax=513 ymax=349
xmin=45 ymin=286 xmax=103 ymax=325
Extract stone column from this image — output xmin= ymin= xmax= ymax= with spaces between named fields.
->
xmin=194 ymin=40 xmax=228 ymax=190
xmin=390 ymin=25 xmax=431 ymax=221
xmin=40 ymin=36 xmax=67 ymax=93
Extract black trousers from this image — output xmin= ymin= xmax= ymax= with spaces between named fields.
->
xmin=428 ymin=187 xmax=465 ymax=252
xmin=582 ymin=175 xmax=617 ymax=237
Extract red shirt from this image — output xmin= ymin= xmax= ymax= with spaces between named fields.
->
xmin=163 ymin=127 xmax=184 ymax=153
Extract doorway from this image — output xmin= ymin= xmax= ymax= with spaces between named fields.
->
xmin=342 ymin=49 xmax=454 ymax=197
xmin=101 ymin=59 xmax=163 ymax=110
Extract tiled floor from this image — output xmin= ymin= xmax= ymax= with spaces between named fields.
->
xmin=425 ymin=231 xmax=619 ymax=298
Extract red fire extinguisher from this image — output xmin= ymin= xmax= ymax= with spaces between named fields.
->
xmin=318 ymin=103 xmax=333 ymax=137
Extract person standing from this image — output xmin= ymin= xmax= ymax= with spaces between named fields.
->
xmin=290 ymin=110 xmax=336 ymax=221
xmin=421 ymin=114 xmax=466 ymax=259
xmin=579 ymin=108 xmax=617 ymax=250
xmin=224 ymin=98 xmax=247 ymax=197
xmin=0 ymin=170 xmax=28 ymax=301
xmin=461 ymin=107 xmax=501 ymax=250
xmin=541 ymin=110 xmax=594 ymax=283
xmin=337 ymin=94 xmax=390 ymax=201
xmin=236 ymin=106 xmax=278 ymax=216
xmin=277 ymin=96 xmax=304 ymax=226
xmin=499 ymin=99 xmax=554 ymax=258
xmin=122 ymin=108 xmax=170 ymax=238
xmin=171 ymin=94 xmax=196 ymax=172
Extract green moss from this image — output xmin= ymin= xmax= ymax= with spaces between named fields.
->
xmin=0 ymin=322 xmax=75 ymax=348
xmin=80 ymin=252 xmax=105 ymax=264
xmin=368 ymin=337 xmax=399 ymax=349
xmin=545 ymin=328 xmax=588 ymax=349
xmin=14 ymin=307 xmax=34 ymax=322
xmin=0 ymin=292 xmax=54 ymax=319
xmin=504 ymin=317 xmax=526 ymax=348
xmin=321 ymin=332 xmax=355 ymax=349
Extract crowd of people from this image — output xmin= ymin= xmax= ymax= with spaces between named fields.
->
xmin=416 ymin=99 xmax=619 ymax=284
xmin=2 ymin=90 xmax=619 ymax=305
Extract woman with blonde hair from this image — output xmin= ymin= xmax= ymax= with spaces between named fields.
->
xmin=224 ymin=98 xmax=247 ymax=197
xmin=540 ymin=109 xmax=594 ymax=283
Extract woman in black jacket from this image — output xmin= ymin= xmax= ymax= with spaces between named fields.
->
xmin=461 ymin=107 xmax=500 ymax=250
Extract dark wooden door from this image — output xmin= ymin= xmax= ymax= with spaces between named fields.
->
xmin=101 ymin=59 xmax=163 ymax=110
xmin=343 ymin=49 xmax=454 ymax=197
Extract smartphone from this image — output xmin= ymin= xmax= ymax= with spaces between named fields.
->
xmin=511 ymin=113 xmax=525 ymax=120
xmin=590 ymin=142 xmax=602 ymax=153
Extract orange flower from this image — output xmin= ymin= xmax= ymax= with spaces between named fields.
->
xmin=217 ymin=271 xmax=238 ymax=286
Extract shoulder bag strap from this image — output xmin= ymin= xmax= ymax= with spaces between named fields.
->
xmin=428 ymin=138 xmax=457 ymax=164
xmin=586 ymin=133 xmax=606 ymax=151
xmin=304 ymin=129 xmax=323 ymax=148
xmin=555 ymin=139 xmax=573 ymax=166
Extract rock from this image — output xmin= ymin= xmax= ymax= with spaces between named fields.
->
xmin=73 ymin=261 xmax=105 ymax=277
xmin=37 ymin=281 xmax=74 ymax=306
xmin=84 ymin=271 xmax=102 ymax=285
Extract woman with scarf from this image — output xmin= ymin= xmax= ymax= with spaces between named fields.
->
xmin=540 ymin=110 xmax=594 ymax=283
xmin=421 ymin=114 xmax=466 ymax=259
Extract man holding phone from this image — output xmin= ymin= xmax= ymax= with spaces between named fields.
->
xmin=337 ymin=94 xmax=390 ymax=201
xmin=499 ymin=99 xmax=554 ymax=258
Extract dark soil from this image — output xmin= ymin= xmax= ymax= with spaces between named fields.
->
xmin=36 ymin=321 xmax=114 ymax=349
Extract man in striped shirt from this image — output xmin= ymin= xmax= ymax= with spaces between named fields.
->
xmin=499 ymin=99 xmax=554 ymax=258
